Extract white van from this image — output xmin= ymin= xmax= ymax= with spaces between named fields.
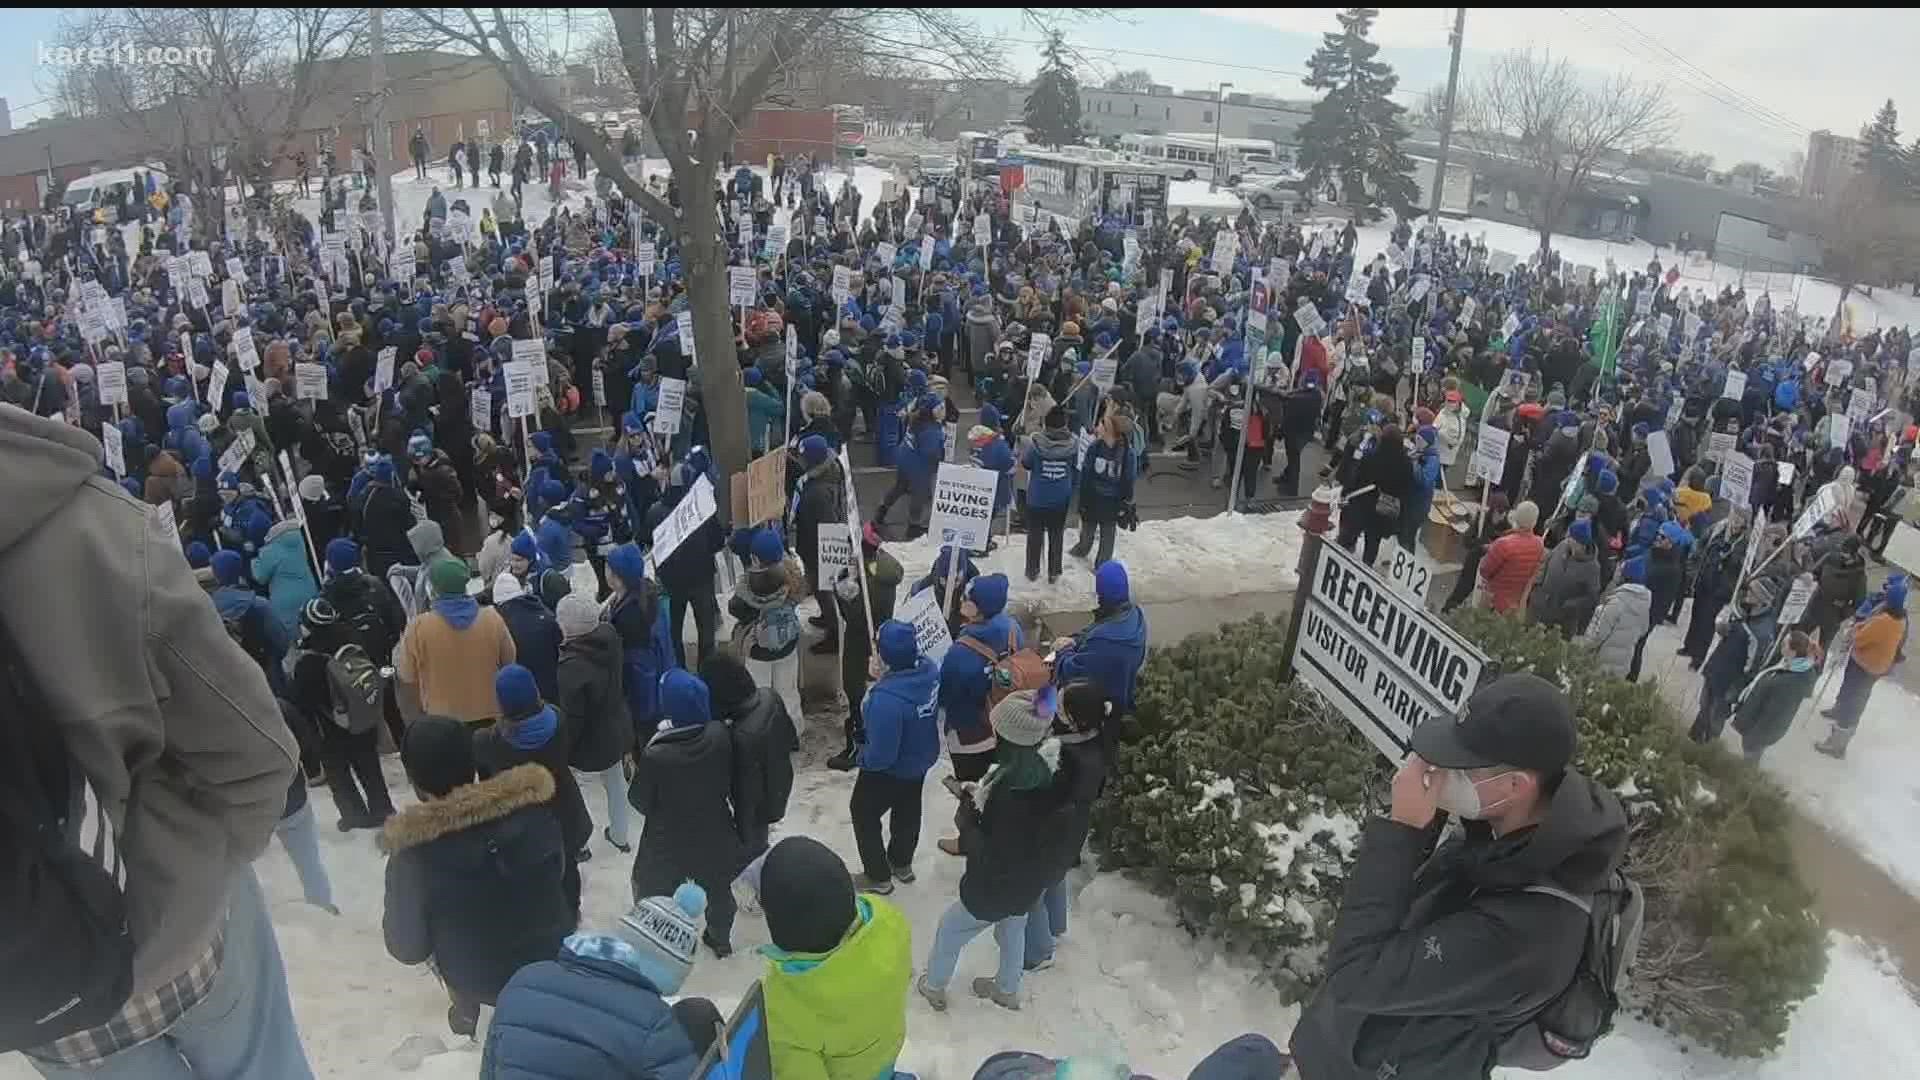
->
xmin=62 ymin=166 xmax=169 ymax=224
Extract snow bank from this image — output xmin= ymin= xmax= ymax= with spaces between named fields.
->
xmin=883 ymin=511 xmax=1306 ymax=617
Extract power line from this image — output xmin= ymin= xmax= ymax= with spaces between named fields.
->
xmin=1594 ymin=8 xmax=1811 ymax=138
xmin=1002 ymin=37 xmax=1312 ymax=86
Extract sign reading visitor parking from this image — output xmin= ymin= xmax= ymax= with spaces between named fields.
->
xmin=1287 ymin=538 xmax=1489 ymax=763
xmin=928 ymin=463 xmax=998 ymax=552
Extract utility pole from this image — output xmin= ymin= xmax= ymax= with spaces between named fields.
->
xmin=370 ymin=7 xmax=397 ymax=250
xmin=1428 ymin=8 xmax=1466 ymax=228
xmin=1210 ymin=82 xmax=1233 ymax=192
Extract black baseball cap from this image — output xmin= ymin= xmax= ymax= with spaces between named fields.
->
xmin=1410 ymin=673 xmax=1577 ymax=774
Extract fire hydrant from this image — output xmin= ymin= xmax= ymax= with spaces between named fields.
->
xmin=1299 ymin=482 xmax=1337 ymax=575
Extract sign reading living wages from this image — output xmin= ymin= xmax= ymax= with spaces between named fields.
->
xmin=1286 ymin=538 xmax=1488 ymax=762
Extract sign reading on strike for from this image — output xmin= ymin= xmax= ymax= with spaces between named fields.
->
xmin=225 ymin=256 xmax=247 ymax=284
xmin=96 ymin=361 xmax=128 ymax=405
xmin=1469 ymin=420 xmax=1508 ymax=484
xmin=503 ymin=360 xmax=537 ymax=419
xmin=1410 ymin=336 xmax=1427 ymax=373
xmin=1828 ymin=412 xmax=1852 ymax=451
xmin=729 ymin=266 xmax=757 ymax=306
xmin=831 ymin=265 xmax=852 ymax=303
xmin=511 ymin=338 xmax=545 ymax=377
xmin=1090 ymin=353 xmax=1119 ymax=392
xmin=895 ymin=586 xmax=953 ymax=665
xmin=1721 ymin=369 xmax=1747 ymax=400
xmin=295 ymin=362 xmax=328 ymax=400
xmin=1778 ymin=574 xmax=1817 ymax=627
xmin=652 ymin=474 xmax=717 ymax=564
xmin=1825 ymin=358 xmax=1853 ymax=387
xmin=1721 ymin=452 xmax=1754 ymax=508
xmin=875 ymin=242 xmax=897 ymax=269
xmin=1026 ymin=334 xmax=1050 ymax=382
xmin=653 ymin=377 xmax=688 ymax=435
xmin=1287 ymin=537 xmax=1489 ymax=762
xmin=928 ymin=462 xmax=999 ymax=552
xmin=1707 ymin=432 xmax=1736 ymax=462
xmin=919 ymin=236 xmax=934 ymax=271
xmin=1294 ymin=300 xmax=1325 ymax=338
xmin=817 ymin=534 xmax=856 ymax=583
xmin=209 ymin=360 xmax=231 ymax=408
xmin=218 ymin=429 xmax=255 ymax=476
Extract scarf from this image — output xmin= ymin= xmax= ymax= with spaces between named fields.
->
xmin=976 ymin=738 xmax=1061 ymax=811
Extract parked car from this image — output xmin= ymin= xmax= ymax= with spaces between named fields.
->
xmin=1233 ymin=173 xmax=1306 ymax=211
xmin=914 ymin=154 xmax=956 ymax=184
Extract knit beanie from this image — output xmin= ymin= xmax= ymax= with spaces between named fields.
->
xmin=758 ymin=837 xmax=857 ymax=956
xmin=607 ymin=541 xmax=647 ymax=588
xmin=967 ymin=573 xmax=1009 ymax=618
xmin=876 ymin=619 xmax=919 ymax=671
xmin=493 ymin=571 xmax=526 ymax=604
xmin=427 ymin=557 xmax=471 ymax=599
xmin=325 ymin=537 xmax=361 ymax=575
xmin=494 ymin=664 xmax=542 ymax=720
xmin=613 ymin=883 xmax=708 ymax=995
xmin=211 ymin=549 xmax=244 ymax=585
xmin=697 ymin=653 xmax=759 ymax=715
xmin=750 ymin=527 xmax=785 ymax=569
xmin=1095 ymin=561 xmax=1130 ymax=606
xmin=402 ymin=716 xmax=477 ymax=798
xmin=1508 ymin=501 xmax=1540 ymax=532
xmin=990 ymin=686 xmax=1056 ymax=748
xmin=555 ymin=593 xmax=601 ymax=639
xmin=510 ymin=531 xmax=540 ymax=562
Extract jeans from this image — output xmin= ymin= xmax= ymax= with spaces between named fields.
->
xmin=850 ymin=771 xmax=924 ymax=880
xmin=1023 ymin=876 xmax=1069 ymax=966
xmin=29 ymin=868 xmax=313 ymax=1080
xmin=1829 ymin=659 xmax=1880 ymax=730
xmin=671 ymin=589 xmax=720 ymax=669
xmin=924 ymin=899 xmax=1027 ymax=996
xmin=746 ymin=652 xmax=804 ymax=739
xmin=1025 ymin=505 xmax=1067 ymax=580
xmin=592 ymin=764 xmax=631 ymax=848
xmin=273 ymin=803 xmax=334 ymax=910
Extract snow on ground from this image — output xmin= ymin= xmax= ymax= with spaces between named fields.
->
xmin=883 ymin=510 xmax=1306 ymax=617
xmin=1638 ymin=615 xmax=1920 ymax=902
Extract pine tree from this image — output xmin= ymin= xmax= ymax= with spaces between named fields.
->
xmin=1855 ymin=98 xmax=1907 ymax=197
xmin=1022 ymin=31 xmax=1084 ymax=150
xmin=1294 ymin=7 xmax=1420 ymax=222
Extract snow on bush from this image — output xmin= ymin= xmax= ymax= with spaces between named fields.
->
xmin=1091 ymin=609 xmax=1825 ymax=1058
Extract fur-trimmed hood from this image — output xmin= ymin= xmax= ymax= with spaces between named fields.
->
xmin=378 ymin=763 xmax=556 ymax=854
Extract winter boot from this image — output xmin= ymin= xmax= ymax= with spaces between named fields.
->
xmin=1815 ymin=724 xmax=1858 ymax=759
xmin=971 ymin=977 xmax=1021 ymax=1011
xmin=916 ymin=975 xmax=949 ymax=1012
xmin=853 ymin=872 xmax=896 ymax=895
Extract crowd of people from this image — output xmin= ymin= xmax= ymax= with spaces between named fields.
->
xmin=1 ymin=118 xmax=1915 ymax=1080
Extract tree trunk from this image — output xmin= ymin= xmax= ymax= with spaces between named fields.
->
xmin=680 ymin=221 xmax=749 ymax=521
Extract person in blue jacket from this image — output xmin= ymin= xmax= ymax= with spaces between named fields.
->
xmin=938 ymin=573 xmax=1019 ymax=785
xmin=1052 ymin=562 xmax=1149 ymax=718
xmin=210 ymin=549 xmax=291 ymax=697
xmin=1069 ymin=409 xmax=1137 ymax=568
xmin=605 ymin=542 xmax=673 ymax=736
xmin=850 ymin=619 xmax=941 ymax=893
xmin=873 ymin=393 xmax=944 ymax=539
xmin=1402 ymin=425 xmax=1444 ymax=552
xmin=482 ymin=883 xmax=722 ymax=1079
xmin=251 ymin=515 xmax=319 ymax=640
xmin=1623 ymin=487 xmax=1670 ymax=561
xmin=1023 ymin=406 xmax=1080 ymax=583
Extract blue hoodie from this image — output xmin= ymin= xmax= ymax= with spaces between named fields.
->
xmin=938 ymin=612 xmax=1022 ymax=749
xmin=1056 ymin=603 xmax=1149 ymax=715
xmin=973 ymin=434 xmax=1015 ymax=514
xmin=897 ymin=417 xmax=944 ymax=489
xmin=1024 ymin=427 xmax=1080 ymax=511
xmin=860 ymin=657 xmax=942 ymax=780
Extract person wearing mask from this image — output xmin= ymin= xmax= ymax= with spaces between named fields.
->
xmin=1732 ymin=631 xmax=1820 ymax=763
xmin=483 ymin=885 xmax=720 ymax=1078
xmin=918 ymin=687 xmax=1078 ymax=1013
xmin=1580 ymin=555 xmax=1654 ymax=679
xmin=1024 ymin=680 xmax=1114 ymax=972
xmin=938 ymin=573 xmax=1020 ymax=795
xmin=847 ymin=619 xmax=941 ymax=894
xmin=555 ymin=592 xmax=633 ymax=856
xmin=729 ymin=528 xmax=807 ymax=733
xmin=1527 ymin=519 xmax=1602 ymax=640
xmin=492 ymin=571 xmax=562 ymax=703
xmin=394 ymin=559 xmax=518 ymax=727
xmin=1022 ymin=406 xmax=1079 ymax=583
xmin=381 ymin=717 xmax=575 ymax=1039
xmin=1069 ymin=409 xmax=1136 ymax=568
xmin=1475 ymin=500 xmax=1544 ymax=614
xmin=1816 ymin=575 xmax=1910 ymax=759
xmin=699 ymin=652 xmax=798 ymax=896
xmin=1050 ymin=561 xmax=1149 ymax=718
xmin=1289 ymin=674 xmax=1628 ymax=1080
xmin=630 ymin=670 xmax=745 ymax=958
xmin=757 ymin=837 xmax=913 ymax=1080
xmin=604 ymin=542 xmax=674 ymax=740
xmin=476 ymin=664 xmax=592 ymax=913
xmin=828 ymin=523 xmax=905 ymax=772
xmin=0 ymin=404 xmax=307 ymax=1076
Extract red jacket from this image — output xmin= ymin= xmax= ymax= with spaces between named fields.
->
xmin=1479 ymin=530 xmax=1546 ymax=613
xmin=1300 ymin=336 xmax=1331 ymax=388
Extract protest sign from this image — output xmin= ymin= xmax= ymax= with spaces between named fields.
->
xmin=101 ymin=423 xmax=123 ymax=477
xmin=636 ymin=242 xmax=657 ymax=277
xmin=919 ymin=236 xmax=934 ymax=271
xmin=677 ymin=311 xmax=696 ymax=358
xmin=295 ymin=362 xmax=328 ymax=400
xmin=1778 ymin=574 xmax=1817 ymax=626
xmin=374 ymin=347 xmax=397 ymax=394
xmin=746 ymin=449 xmax=786 ymax=524
xmin=503 ymin=361 xmax=537 ymax=418
xmin=876 ymin=241 xmax=897 ymax=269
xmin=1848 ymin=387 xmax=1874 ymax=423
xmin=225 ymin=256 xmax=247 ymax=283
xmin=1721 ymin=370 xmax=1746 ymax=400
xmin=653 ymin=377 xmax=688 ymax=434
xmin=96 ymin=361 xmax=128 ymax=406
xmin=1646 ymin=430 xmax=1675 ymax=479
xmin=1707 ymin=431 xmax=1735 ymax=461
xmin=209 ymin=360 xmax=231 ymax=408
xmin=1721 ymin=452 xmax=1754 ymax=508
xmin=1470 ymin=420 xmax=1509 ymax=484
xmin=470 ymin=387 xmax=493 ymax=433
xmin=729 ymin=266 xmax=757 ymax=306
xmin=1026 ymin=334 xmax=1050 ymax=383
xmin=652 ymin=475 xmax=717 ymax=564
xmin=928 ymin=463 xmax=998 ymax=552
xmin=896 ymin=587 xmax=953 ymax=664
xmin=817 ymin=534 xmax=856 ymax=584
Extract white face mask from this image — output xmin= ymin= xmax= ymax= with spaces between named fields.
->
xmin=1435 ymin=768 xmax=1518 ymax=820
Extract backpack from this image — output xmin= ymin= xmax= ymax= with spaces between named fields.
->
xmin=1494 ymin=871 xmax=1645 ymax=1070
xmin=325 ymin=644 xmax=386 ymax=735
xmin=0 ymin=627 xmax=134 ymax=1050
xmin=956 ymin=627 xmax=1051 ymax=716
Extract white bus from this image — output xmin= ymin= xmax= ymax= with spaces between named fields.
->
xmin=1117 ymin=133 xmax=1277 ymax=184
xmin=1008 ymin=146 xmax=1170 ymax=229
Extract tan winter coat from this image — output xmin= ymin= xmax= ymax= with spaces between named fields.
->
xmin=396 ymin=604 xmax=518 ymax=725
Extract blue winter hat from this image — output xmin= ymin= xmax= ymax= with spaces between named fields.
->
xmin=967 ymin=573 xmax=1009 ymax=618
xmin=186 ymin=541 xmax=212 ymax=569
xmin=1596 ymin=469 xmax=1619 ymax=495
xmin=660 ymin=669 xmax=712 ymax=729
xmin=119 ymin=477 xmax=142 ymax=498
xmin=1644 ymin=487 xmax=1668 ymax=509
xmin=750 ymin=527 xmax=785 ymax=568
xmin=607 ymin=541 xmax=647 ymax=587
xmin=407 ymin=433 xmax=433 ymax=459
xmin=744 ymin=367 xmax=764 ymax=386
xmin=211 ymin=549 xmax=244 ymax=585
xmin=325 ymin=537 xmax=361 ymax=574
xmin=799 ymin=434 xmax=830 ymax=466
xmin=494 ymin=664 xmax=543 ymax=718
xmin=980 ymin=403 xmax=1003 ymax=430
xmin=590 ymin=448 xmax=614 ymax=479
xmin=1568 ymin=519 xmax=1593 ymax=547
xmin=876 ymin=619 xmax=919 ymax=671
xmin=1886 ymin=574 xmax=1909 ymax=612
xmin=1622 ymin=556 xmax=1649 ymax=585
xmin=907 ymin=369 xmax=928 ymax=392
xmin=229 ymin=390 xmax=252 ymax=412
xmin=1658 ymin=521 xmax=1693 ymax=548
xmin=1095 ymin=561 xmax=1130 ymax=606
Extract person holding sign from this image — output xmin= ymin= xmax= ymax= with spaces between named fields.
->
xmin=1290 ymin=674 xmax=1628 ymax=1079
xmin=847 ymin=619 xmax=942 ymax=893
xmin=1815 ymin=575 xmax=1910 ymax=759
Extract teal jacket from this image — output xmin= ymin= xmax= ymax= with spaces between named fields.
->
xmin=251 ymin=521 xmax=318 ymax=640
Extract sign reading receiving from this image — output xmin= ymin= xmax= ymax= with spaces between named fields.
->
xmin=1286 ymin=538 xmax=1488 ymax=762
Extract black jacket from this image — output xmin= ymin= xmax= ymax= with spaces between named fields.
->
xmin=629 ymin=721 xmax=744 ymax=896
xmin=956 ymin=776 xmax=1078 ymax=922
xmin=557 ymin=624 xmax=630 ymax=773
xmin=380 ymin=764 xmax=573 ymax=1003
xmin=1290 ymin=771 xmax=1628 ymax=1080
xmin=722 ymin=688 xmax=798 ymax=840
xmin=321 ymin=568 xmax=407 ymax=663
xmin=497 ymin=593 xmax=562 ymax=702
xmin=356 ymin=482 xmax=417 ymax=571
xmin=473 ymin=708 xmax=593 ymax=865
xmin=790 ymin=459 xmax=845 ymax=590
